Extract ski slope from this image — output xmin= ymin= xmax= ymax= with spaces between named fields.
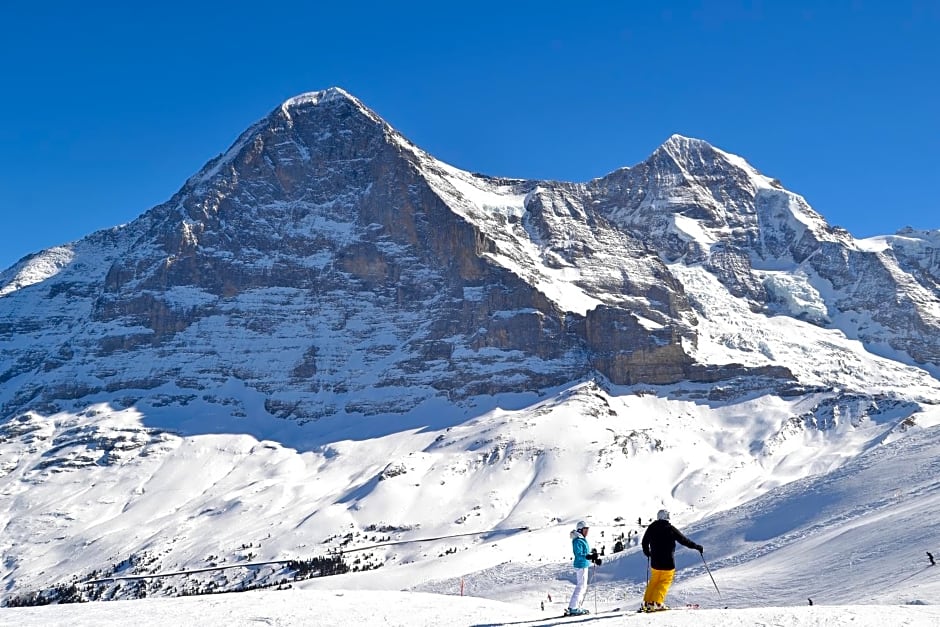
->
xmin=4 ymin=423 xmax=939 ymax=625
xmin=3 ymin=588 xmax=939 ymax=626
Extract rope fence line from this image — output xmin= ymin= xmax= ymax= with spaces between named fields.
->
xmin=85 ymin=560 xmax=292 ymax=584
xmin=83 ymin=526 xmax=531 ymax=584
xmin=338 ymin=525 xmax=530 ymax=553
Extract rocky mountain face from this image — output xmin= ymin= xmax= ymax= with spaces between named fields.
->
xmin=4 ymin=88 xmax=936 ymax=427
xmin=593 ymin=137 xmax=940 ymax=366
xmin=2 ymin=88 xmax=940 ymax=601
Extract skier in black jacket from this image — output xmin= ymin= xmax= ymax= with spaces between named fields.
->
xmin=640 ymin=509 xmax=703 ymax=612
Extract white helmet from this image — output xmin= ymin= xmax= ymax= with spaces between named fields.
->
xmin=576 ymin=520 xmax=589 ymax=530
xmin=657 ymin=509 xmax=670 ymax=521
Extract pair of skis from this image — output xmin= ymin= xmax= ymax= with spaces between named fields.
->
xmin=557 ymin=603 xmax=700 ymax=619
xmin=638 ymin=603 xmax=700 ymax=613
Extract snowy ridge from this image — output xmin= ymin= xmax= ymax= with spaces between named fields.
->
xmin=0 ymin=246 xmax=75 ymax=297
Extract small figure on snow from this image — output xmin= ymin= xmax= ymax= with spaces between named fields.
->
xmin=808 ymin=598 xmax=813 ymax=606
xmin=928 ymin=551 xmax=936 ymax=566
xmin=640 ymin=509 xmax=704 ymax=613
xmin=565 ymin=520 xmax=599 ymax=616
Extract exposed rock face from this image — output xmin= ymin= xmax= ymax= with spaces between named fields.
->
xmin=0 ymin=88 xmax=938 ymax=425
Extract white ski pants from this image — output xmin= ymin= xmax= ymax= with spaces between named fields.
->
xmin=568 ymin=566 xmax=589 ymax=609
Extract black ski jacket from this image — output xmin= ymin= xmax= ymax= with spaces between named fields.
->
xmin=641 ymin=519 xmax=700 ymax=571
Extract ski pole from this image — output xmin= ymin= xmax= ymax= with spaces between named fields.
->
xmin=699 ymin=552 xmax=721 ymax=599
xmin=593 ymin=563 xmax=598 ymax=614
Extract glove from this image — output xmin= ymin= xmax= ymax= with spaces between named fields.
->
xmin=695 ymin=544 xmax=704 ymax=553
xmin=588 ymin=549 xmax=598 ymax=560
xmin=593 ymin=558 xmax=603 ymax=566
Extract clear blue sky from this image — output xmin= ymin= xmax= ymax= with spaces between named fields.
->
xmin=1 ymin=1 xmax=938 ymax=271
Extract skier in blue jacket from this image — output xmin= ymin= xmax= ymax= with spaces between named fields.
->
xmin=566 ymin=520 xmax=599 ymax=616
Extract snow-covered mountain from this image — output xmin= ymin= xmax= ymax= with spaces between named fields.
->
xmin=1 ymin=87 xmax=939 ymax=609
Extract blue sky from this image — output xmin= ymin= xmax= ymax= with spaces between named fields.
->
xmin=1 ymin=1 xmax=937 ymax=271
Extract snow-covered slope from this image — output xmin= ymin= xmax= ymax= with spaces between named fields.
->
xmin=1 ymin=88 xmax=939 ymax=612
xmin=4 ymin=589 xmax=940 ymax=626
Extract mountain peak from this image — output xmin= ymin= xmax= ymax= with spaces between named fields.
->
xmin=280 ymin=86 xmax=357 ymax=110
xmin=656 ymin=134 xmax=726 ymax=166
xmin=661 ymin=133 xmax=714 ymax=151
xmin=182 ymin=88 xmax=389 ymax=190
xmin=653 ymin=133 xmax=777 ymax=192
xmin=278 ymin=87 xmax=383 ymax=125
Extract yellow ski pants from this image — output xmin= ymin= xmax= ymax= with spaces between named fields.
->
xmin=643 ymin=567 xmax=675 ymax=605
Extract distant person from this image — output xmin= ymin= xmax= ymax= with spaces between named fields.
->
xmin=808 ymin=598 xmax=813 ymax=606
xmin=928 ymin=551 xmax=936 ymax=566
xmin=566 ymin=520 xmax=600 ymax=616
xmin=640 ymin=510 xmax=703 ymax=612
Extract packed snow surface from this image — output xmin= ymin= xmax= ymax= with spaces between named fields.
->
xmin=3 ymin=589 xmax=939 ymax=626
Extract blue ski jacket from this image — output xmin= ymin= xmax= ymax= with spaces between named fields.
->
xmin=571 ymin=531 xmax=591 ymax=568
